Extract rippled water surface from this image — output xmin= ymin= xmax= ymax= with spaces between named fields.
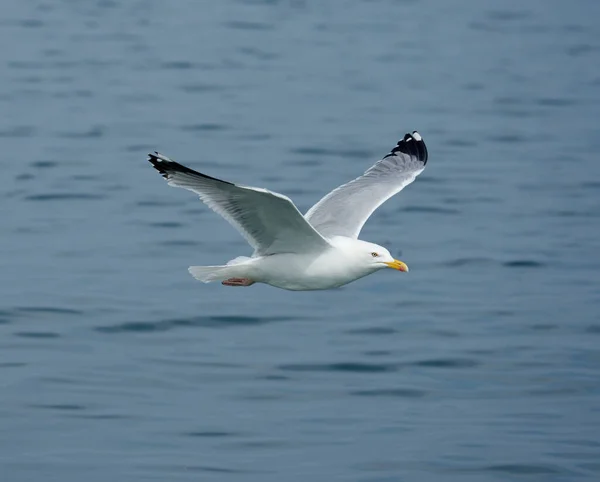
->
xmin=2 ymin=0 xmax=600 ymax=480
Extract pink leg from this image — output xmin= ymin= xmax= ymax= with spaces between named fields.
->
xmin=222 ymin=278 xmax=255 ymax=287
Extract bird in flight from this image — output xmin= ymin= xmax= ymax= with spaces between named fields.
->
xmin=149 ymin=131 xmax=428 ymax=291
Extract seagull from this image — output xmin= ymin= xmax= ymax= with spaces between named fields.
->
xmin=148 ymin=131 xmax=428 ymax=291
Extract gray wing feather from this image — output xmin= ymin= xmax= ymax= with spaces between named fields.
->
xmin=149 ymin=153 xmax=331 ymax=255
xmin=305 ymin=132 xmax=428 ymax=239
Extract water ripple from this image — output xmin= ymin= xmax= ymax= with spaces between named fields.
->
xmin=30 ymin=160 xmax=58 ymax=169
xmin=345 ymin=327 xmax=397 ymax=336
xmin=278 ymin=362 xmax=398 ymax=373
xmin=289 ymin=146 xmax=371 ymax=159
xmin=25 ymin=193 xmax=106 ymax=201
xmin=160 ymin=60 xmax=196 ymax=70
xmin=482 ymin=463 xmax=565 ymax=475
xmin=58 ymin=126 xmax=105 ymax=138
xmin=412 ymin=358 xmax=480 ymax=369
xmin=503 ymin=260 xmax=546 ymax=268
xmin=400 ymin=205 xmax=460 ymax=214
xmin=30 ymin=403 xmax=86 ymax=411
xmin=184 ymin=431 xmax=239 ymax=438
xmin=0 ymin=126 xmax=36 ymax=137
xmin=350 ymin=388 xmax=427 ymax=398
xmin=0 ymin=362 xmax=27 ymax=368
xmin=13 ymin=331 xmax=60 ymax=339
xmin=180 ymin=83 xmax=224 ymax=93
xmin=442 ymin=257 xmax=497 ymax=267
xmin=15 ymin=306 xmax=83 ymax=316
xmin=223 ymin=20 xmax=272 ymax=31
xmin=585 ymin=325 xmax=600 ymax=334
xmin=180 ymin=123 xmax=228 ymax=132
xmin=95 ymin=315 xmax=296 ymax=333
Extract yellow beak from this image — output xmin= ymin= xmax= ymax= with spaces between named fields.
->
xmin=385 ymin=259 xmax=409 ymax=272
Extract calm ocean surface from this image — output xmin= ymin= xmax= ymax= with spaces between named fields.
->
xmin=2 ymin=0 xmax=600 ymax=480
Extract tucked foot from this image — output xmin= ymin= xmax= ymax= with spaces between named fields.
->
xmin=222 ymin=278 xmax=255 ymax=287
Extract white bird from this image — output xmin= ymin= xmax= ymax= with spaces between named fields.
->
xmin=148 ymin=131 xmax=428 ymax=291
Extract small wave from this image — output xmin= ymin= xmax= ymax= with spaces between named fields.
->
xmin=158 ymin=239 xmax=200 ymax=247
xmin=160 ymin=61 xmax=195 ymax=70
xmin=184 ymin=431 xmax=239 ymax=438
xmin=400 ymin=205 xmax=460 ymax=214
xmin=180 ymin=83 xmax=224 ymax=93
xmin=223 ymin=20 xmax=273 ymax=31
xmin=278 ymin=362 xmax=397 ymax=373
xmin=183 ymin=465 xmax=244 ymax=474
xmin=14 ymin=331 xmax=60 ymax=339
xmin=503 ymin=260 xmax=545 ymax=268
xmin=289 ymin=146 xmax=371 ymax=160
xmin=536 ymin=97 xmax=576 ymax=107
xmin=488 ymin=133 xmax=526 ymax=144
xmin=136 ymin=199 xmax=181 ymax=207
xmin=411 ymin=358 xmax=480 ymax=369
xmin=289 ymin=146 xmax=337 ymax=157
xmin=125 ymin=144 xmax=150 ymax=153
xmin=289 ymin=158 xmax=322 ymax=167
xmin=58 ymin=126 xmax=104 ymax=138
xmin=180 ymin=123 xmax=228 ymax=132
xmin=443 ymin=257 xmax=497 ymax=267
xmin=15 ymin=306 xmax=83 ymax=315
xmin=25 ymin=193 xmax=106 ymax=201
xmin=146 ymin=221 xmax=184 ymax=229
xmin=346 ymin=326 xmax=397 ymax=336
xmin=15 ymin=173 xmax=35 ymax=181
xmin=0 ymin=311 xmax=13 ymax=324
xmin=146 ymin=463 xmax=250 ymax=475
xmin=350 ymin=388 xmax=427 ymax=398
xmin=30 ymin=403 xmax=86 ymax=411
xmin=0 ymin=126 xmax=36 ymax=137
xmin=487 ymin=10 xmax=532 ymax=22
xmin=0 ymin=362 xmax=27 ymax=368
xmin=483 ymin=463 xmax=564 ymax=475
xmin=95 ymin=315 xmax=294 ymax=334
xmin=239 ymin=47 xmax=278 ymax=61
xmin=568 ymin=43 xmax=596 ymax=57
xmin=74 ymin=413 xmax=130 ymax=420
xmin=30 ymin=160 xmax=58 ymax=169
xmin=446 ymin=137 xmax=478 ymax=147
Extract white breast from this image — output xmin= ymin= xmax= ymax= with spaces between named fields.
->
xmin=247 ymin=241 xmax=375 ymax=291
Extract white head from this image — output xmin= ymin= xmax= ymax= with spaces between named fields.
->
xmin=334 ymin=238 xmax=409 ymax=274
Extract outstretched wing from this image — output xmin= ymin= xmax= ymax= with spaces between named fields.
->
xmin=305 ymin=131 xmax=428 ymax=239
xmin=149 ymin=153 xmax=331 ymax=256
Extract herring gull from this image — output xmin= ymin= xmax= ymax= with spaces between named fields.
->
xmin=148 ymin=131 xmax=428 ymax=290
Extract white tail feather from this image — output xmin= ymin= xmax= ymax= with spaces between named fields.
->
xmin=188 ymin=265 xmax=232 ymax=283
xmin=188 ymin=257 xmax=252 ymax=283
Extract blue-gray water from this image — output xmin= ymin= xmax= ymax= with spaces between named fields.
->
xmin=2 ymin=0 xmax=600 ymax=480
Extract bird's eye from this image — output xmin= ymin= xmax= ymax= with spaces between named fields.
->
xmin=371 ymin=252 xmax=379 ymax=258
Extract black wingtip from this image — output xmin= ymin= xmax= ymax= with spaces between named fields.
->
xmin=147 ymin=152 xmax=173 ymax=179
xmin=147 ymin=152 xmax=235 ymax=186
xmin=384 ymin=131 xmax=428 ymax=164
